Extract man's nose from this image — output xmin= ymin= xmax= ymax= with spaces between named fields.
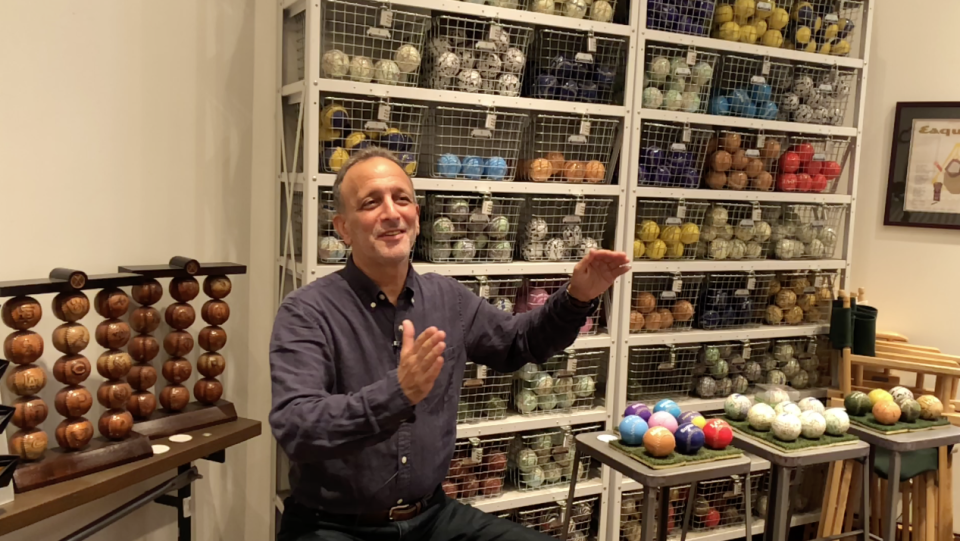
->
xmin=381 ymin=198 xmax=401 ymax=220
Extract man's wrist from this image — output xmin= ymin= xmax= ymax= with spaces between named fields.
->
xmin=565 ymin=285 xmax=594 ymax=307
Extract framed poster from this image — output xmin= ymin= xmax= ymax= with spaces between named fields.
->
xmin=885 ymin=101 xmax=960 ymax=229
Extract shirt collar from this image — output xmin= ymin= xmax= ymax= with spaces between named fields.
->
xmin=339 ymin=255 xmax=420 ymax=307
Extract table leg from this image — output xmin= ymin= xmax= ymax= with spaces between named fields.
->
xmin=679 ymin=482 xmax=698 ymax=541
xmin=766 ymin=466 xmax=791 ymax=541
xmin=657 ymin=487 xmax=670 ymax=541
xmin=743 ymin=469 xmax=753 ymax=541
xmin=560 ymin=448 xmax=581 ymax=541
xmin=640 ymin=486 xmax=656 ymax=541
xmin=883 ymin=452 xmax=902 ymax=541
xmin=861 ymin=456 xmax=871 ymax=541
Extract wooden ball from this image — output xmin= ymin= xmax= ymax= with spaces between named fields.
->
xmin=95 ymin=320 xmax=131 ymax=349
xmin=94 ymin=288 xmax=130 ymax=318
xmin=163 ymin=331 xmax=194 ymax=356
xmin=199 ymin=326 xmax=227 ymax=352
xmin=160 ymin=384 xmax=191 ymax=411
xmin=169 ymin=277 xmax=200 ymax=303
xmin=194 ymin=378 xmax=223 ymax=404
xmin=55 ymin=418 xmax=94 ymax=450
xmin=162 ymin=358 xmax=193 ymax=384
xmin=127 ymin=363 xmax=158 ymax=390
xmin=96 ymin=350 xmax=132 ymax=380
xmin=201 ymin=300 xmax=230 ymax=326
xmin=10 ymin=428 xmax=48 ymax=461
xmin=129 ymin=335 xmax=160 ymax=362
xmin=52 ymin=292 xmax=90 ymax=322
xmin=197 ymin=352 xmax=226 ymax=378
xmin=131 ymin=279 xmax=163 ymax=306
xmin=203 ymin=275 xmax=232 ymax=299
xmin=55 ymin=386 xmax=94 ymax=418
xmin=731 ymin=149 xmax=749 ymax=170
xmin=2 ymin=297 xmax=42 ymax=330
xmin=52 ymin=323 xmax=90 ymax=354
xmin=12 ymin=395 xmax=48 ymax=429
xmin=130 ymin=307 xmax=162 ymax=334
xmin=53 ymin=354 xmax=92 ymax=385
xmin=165 ymin=303 xmax=196 ymax=330
xmin=97 ymin=381 xmax=132 ymax=409
xmin=128 ymin=391 xmax=157 ymax=418
xmin=3 ymin=330 xmax=44 ymax=365
xmin=98 ymin=409 xmax=134 ymax=440
xmin=722 ymin=132 xmax=741 ymax=153
xmin=7 ymin=365 xmax=47 ymax=395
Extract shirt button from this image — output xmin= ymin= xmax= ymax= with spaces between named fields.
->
xmin=411 ymin=298 xmax=415 ymax=304
xmin=370 ymin=302 xmax=376 ymax=308
xmin=397 ymin=499 xmax=403 ymax=505
xmin=398 ymin=325 xmax=403 ymax=331
xmin=401 ymin=456 xmax=407 ymax=464
xmin=379 ymin=294 xmax=386 ymax=300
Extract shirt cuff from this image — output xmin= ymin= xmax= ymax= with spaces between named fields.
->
xmin=558 ymin=283 xmax=600 ymax=317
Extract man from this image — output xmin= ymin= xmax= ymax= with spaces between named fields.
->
xmin=270 ymin=147 xmax=629 ymax=540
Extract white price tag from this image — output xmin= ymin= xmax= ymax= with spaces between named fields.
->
xmin=364 ymin=121 xmax=388 ymax=132
xmin=367 ymin=27 xmax=391 ymax=39
xmin=380 ymin=9 xmax=393 ymax=27
xmin=479 ymin=284 xmax=490 ymax=298
xmin=747 ymin=277 xmax=756 ymax=290
xmin=812 ymin=219 xmax=825 ymax=227
xmin=740 ymin=219 xmax=755 ymax=227
xmin=745 ymin=149 xmax=760 ymax=158
xmin=489 ymin=25 xmax=503 ymax=42
xmin=475 ymin=41 xmax=497 ymax=51
xmin=580 ymin=120 xmax=591 ymax=136
xmin=471 ymin=129 xmax=492 ymax=138
xmin=377 ymin=103 xmax=391 ymax=122
xmin=757 ymin=134 xmax=766 ymax=147
xmin=567 ymin=135 xmax=588 ymax=144
xmin=477 ymin=364 xmax=488 ymax=380
xmin=808 ymin=340 xmax=818 ymax=354
xmin=743 ymin=345 xmax=752 ymax=359
xmin=677 ymin=204 xmax=686 ymax=219
xmin=675 ymin=67 xmax=691 ymax=77
xmin=575 ymin=201 xmax=586 ymax=216
xmin=804 ymin=286 xmax=816 ymax=294
xmin=825 ymin=13 xmax=839 ymax=23
xmin=757 ymin=2 xmax=773 ymax=12
xmin=485 ymin=113 xmax=497 ymax=130
xmin=481 ymin=200 xmax=494 ymax=215
xmin=733 ymin=479 xmax=743 ymax=495
xmin=752 ymin=207 xmax=763 ymax=221
xmin=671 ymin=142 xmax=687 ymax=152
xmin=587 ymin=36 xmax=597 ymax=53
xmin=665 ymin=217 xmax=682 ymax=225
xmin=819 ymin=84 xmax=833 ymax=93
xmin=735 ymin=289 xmax=750 ymax=297
xmin=661 ymin=291 xmax=677 ymax=300
xmin=672 ymin=278 xmax=683 ymax=293
xmin=686 ymin=49 xmax=697 ymax=65
xmin=813 ymin=153 xmax=827 ymax=161
xmin=682 ymin=127 xmax=691 ymax=143
xmin=563 ymin=431 xmax=574 ymax=449
xmin=566 ymin=356 xmax=577 ymax=372
xmin=814 ymin=275 xmax=824 ymax=288
xmin=751 ymin=75 xmax=767 ymax=85
xmin=575 ymin=52 xmax=594 ymax=64
xmin=762 ymin=60 xmax=771 ymax=76
xmin=471 ymin=440 xmax=483 ymax=462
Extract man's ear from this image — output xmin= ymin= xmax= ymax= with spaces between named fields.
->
xmin=332 ymin=214 xmax=351 ymax=247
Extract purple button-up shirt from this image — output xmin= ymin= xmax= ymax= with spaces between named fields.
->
xmin=269 ymin=257 xmax=596 ymax=513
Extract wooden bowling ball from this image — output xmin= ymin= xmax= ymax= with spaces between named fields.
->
xmin=128 ymin=391 xmax=157 ymax=418
xmin=194 ymin=378 xmax=223 ymax=404
xmin=129 ymin=335 xmax=160 ymax=362
xmin=3 ymin=330 xmax=44 ymax=364
xmin=53 ymin=354 xmax=92 ymax=385
xmin=2 ymin=297 xmax=42 ymax=330
xmin=162 ymin=358 xmax=193 ymax=384
xmin=7 ymin=365 xmax=47 ymax=395
xmin=197 ymin=352 xmax=226 ymax=378
xmin=201 ymin=300 xmax=230 ymax=326
xmin=10 ymin=428 xmax=48 ymax=461
xmin=160 ymin=384 xmax=191 ymax=411
xmin=96 ymin=350 xmax=132 ymax=380
xmin=127 ymin=363 xmax=158 ymax=390
xmin=130 ymin=307 xmax=162 ymax=334
xmin=203 ymin=275 xmax=232 ymax=299
xmin=55 ymin=418 xmax=94 ymax=450
xmin=163 ymin=331 xmax=194 ymax=356
xmin=169 ymin=277 xmax=200 ymax=303
xmin=98 ymin=409 xmax=134 ymax=440
xmin=97 ymin=381 xmax=132 ymax=409
xmin=165 ymin=303 xmax=196 ymax=330
xmin=55 ymin=386 xmax=94 ymax=418
xmin=52 ymin=323 xmax=90 ymax=354
xmin=199 ymin=326 xmax=227 ymax=352
xmin=95 ymin=320 xmax=131 ymax=349
xmin=131 ymin=279 xmax=163 ymax=306
xmin=52 ymin=291 xmax=90 ymax=322
xmin=12 ymin=395 xmax=48 ymax=429
xmin=94 ymin=288 xmax=130 ymax=319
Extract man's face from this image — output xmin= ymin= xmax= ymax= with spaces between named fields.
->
xmin=333 ymin=157 xmax=420 ymax=265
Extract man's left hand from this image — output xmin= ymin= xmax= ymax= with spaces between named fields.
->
xmin=567 ymin=249 xmax=630 ymax=303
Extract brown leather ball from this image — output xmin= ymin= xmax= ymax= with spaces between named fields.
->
xmin=197 ymin=352 xmax=226 ymax=378
xmin=194 ymin=378 xmax=223 ymax=404
xmin=52 ymin=291 xmax=91 ymax=322
xmin=127 ymin=363 xmax=158 ymax=390
xmin=162 ymin=358 xmax=193 ymax=384
xmin=201 ymin=300 xmax=230 ymax=326
xmin=10 ymin=428 xmax=48 ymax=460
xmin=94 ymin=288 xmax=130 ymax=319
xmin=53 ymin=354 xmax=92 ymax=385
xmin=95 ymin=320 xmax=131 ymax=349
xmin=163 ymin=331 xmax=194 ymax=356
xmin=97 ymin=381 xmax=132 ymax=409
xmin=130 ymin=307 xmax=161 ymax=334
xmin=160 ymin=384 xmax=191 ymax=411
xmin=165 ymin=303 xmax=196 ymax=330
xmin=203 ymin=275 xmax=232 ymax=299
xmin=55 ymin=418 xmax=94 ymax=450
xmin=52 ymin=323 xmax=90 ymax=354
xmin=198 ymin=326 xmax=227 ymax=352
xmin=169 ymin=277 xmax=200 ymax=303
xmin=12 ymin=395 xmax=48 ymax=429
xmin=7 ymin=365 xmax=47 ymax=395
xmin=132 ymin=279 xmax=163 ymax=306
xmin=3 ymin=330 xmax=44 ymax=365
xmin=55 ymin=386 xmax=94 ymax=418
xmin=129 ymin=335 xmax=160 ymax=362
xmin=2 ymin=297 xmax=42 ymax=330
xmin=96 ymin=350 xmax=132 ymax=380
xmin=98 ymin=409 xmax=134 ymax=440
xmin=128 ymin=391 xmax=157 ymax=418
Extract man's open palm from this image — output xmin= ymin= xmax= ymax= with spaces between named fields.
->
xmin=568 ymin=249 xmax=630 ymax=302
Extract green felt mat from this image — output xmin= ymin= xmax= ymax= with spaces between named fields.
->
xmin=609 ymin=440 xmax=742 ymax=469
xmin=849 ymin=413 xmax=950 ymax=434
xmin=726 ymin=418 xmax=859 ymax=452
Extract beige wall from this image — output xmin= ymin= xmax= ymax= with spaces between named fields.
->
xmin=0 ymin=1 xmax=276 ymax=539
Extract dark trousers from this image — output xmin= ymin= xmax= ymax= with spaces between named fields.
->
xmin=278 ymin=492 xmax=554 ymax=541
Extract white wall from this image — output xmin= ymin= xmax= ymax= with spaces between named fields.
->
xmin=0 ymin=1 xmax=276 ymax=539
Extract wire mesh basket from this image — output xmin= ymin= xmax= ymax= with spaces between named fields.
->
xmin=670 ymin=472 xmax=762 ymax=532
xmin=619 ymin=488 xmax=646 ymax=541
xmin=771 ymin=204 xmax=846 ymax=260
xmin=764 ymin=270 xmax=837 ymax=329
xmin=709 ymin=1 xmax=787 ymax=50
xmin=417 ymin=193 xmax=524 ymax=263
xmin=515 ymin=496 xmax=599 ymax=541
xmin=511 ymin=348 xmax=606 ymax=416
xmin=704 ymin=130 xmax=789 ymax=192
xmin=516 ymin=276 xmax=605 ymax=336
xmin=698 ymin=202 xmax=779 ymax=261
xmin=526 ymin=29 xmax=626 ymax=105
xmin=638 ymin=122 xmax=715 ymax=188
xmin=764 ymin=336 xmax=823 ymax=389
xmin=630 ymin=274 xmax=704 ymax=334
xmin=458 ymin=361 xmax=512 ymax=423
xmin=456 ymin=276 xmax=523 ymax=312
xmin=710 ymin=53 xmax=793 ymax=120
xmin=699 ymin=272 xmax=775 ymax=330
xmin=646 ymin=0 xmax=714 ymax=36
xmin=776 ymin=136 xmax=853 ymax=194
xmin=784 ymin=65 xmax=856 ymax=126
xmin=320 ymin=0 xmax=430 ymax=86
xmin=422 ymin=15 xmax=533 ymax=96
xmin=641 ymin=45 xmax=719 ymax=114
xmin=692 ymin=340 xmax=770 ymax=398
xmin=421 ymin=106 xmax=527 ymax=181
xmin=519 ymin=114 xmax=620 ymax=184
xmin=782 ymin=1 xmax=863 ymax=58
xmin=527 ymin=0 xmax=617 ymax=23
xmin=442 ymin=434 xmax=512 ymax=503
xmin=518 ymin=197 xmax=614 ymax=262
xmin=633 ymin=199 xmax=710 ymax=261
xmin=510 ymin=424 xmax=599 ymax=492
xmin=626 ymin=344 xmax=700 ymax=401
xmin=319 ymin=96 xmax=427 ymax=175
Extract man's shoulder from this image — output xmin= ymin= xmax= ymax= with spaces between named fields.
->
xmin=417 ymin=271 xmax=466 ymax=294
xmin=282 ymin=271 xmax=349 ymax=311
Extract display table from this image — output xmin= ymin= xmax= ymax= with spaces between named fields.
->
xmin=561 ymin=431 xmax=753 ymax=541
xmin=847 ymin=424 xmax=960 ymax=541
xmin=731 ymin=433 xmax=870 ymax=541
xmin=0 ymin=417 xmax=260 ymax=539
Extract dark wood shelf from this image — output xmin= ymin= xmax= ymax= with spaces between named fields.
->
xmin=118 ymin=262 xmax=247 ymax=278
xmin=0 ymin=273 xmax=144 ymax=297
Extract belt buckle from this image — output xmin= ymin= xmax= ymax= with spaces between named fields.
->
xmin=388 ymin=504 xmax=410 ymax=521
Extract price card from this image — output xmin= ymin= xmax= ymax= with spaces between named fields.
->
xmin=682 ymin=127 xmax=691 ymax=143
xmin=804 ymin=286 xmax=816 ymax=294
xmin=575 ymin=52 xmax=594 ymax=64
xmin=825 ymin=13 xmax=839 ymax=23
xmin=752 ymin=205 xmax=763 ymax=221
xmin=475 ymin=41 xmax=497 ymax=51
xmin=747 ymin=276 xmax=757 ymax=290
xmin=813 ymin=153 xmax=826 ymax=161
xmin=757 ymin=134 xmax=766 ymax=147
xmin=377 ymin=103 xmax=391 ymax=122
xmin=364 ymin=121 xmax=388 ymax=132
xmin=819 ymin=84 xmax=833 ymax=93
xmin=661 ymin=291 xmax=677 ymax=299
xmin=476 ymin=364 xmax=487 ymax=380
xmin=671 ymin=142 xmax=687 ymax=152
xmin=756 ymin=2 xmax=773 ymax=12
xmin=762 ymin=60 xmax=771 ymax=76
xmin=563 ymin=429 xmax=574 ymax=449
xmin=379 ymin=8 xmax=393 ymax=27
xmin=808 ymin=340 xmax=818 ymax=355
xmin=665 ymin=217 xmax=682 ymax=225
xmin=740 ymin=219 xmax=755 ymax=227
xmin=812 ymin=219 xmax=825 ymax=227
xmin=470 ymin=438 xmax=483 ymax=462
xmin=471 ymin=128 xmax=492 ymax=138
xmin=733 ymin=477 xmax=743 ymax=495
xmin=751 ymin=75 xmax=767 ymax=85
xmin=367 ymin=27 xmax=391 ymax=39
xmin=686 ymin=49 xmax=697 ymax=65
xmin=675 ymin=67 xmax=691 ymax=77
xmin=575 ymin=201 xmax=586 ymax=216
xmin=745 ymin=149 xmax=760 ymax=158
xmin=742 ymin=344 xmax=752 ymax=358
xmin=672 ymin=277 xmax=683 ymax=292
xmin=677 ymin=204 xmax=686 ymax=219
xmin=735 ymin=289 xmax=750 ymax=297
xmin=814 ymin=275 xmax=824 ymax=288
xmin=587 ymin=36 xmax=597 ymax=53
xmin=485 ymin=113 xmax=497 ymax=130
xmin=566 ymin=355 xmax=577 ymax=372
xmin=580 ymin=120 xmax=591 ymax=136
xmin=479 ymin=284 xmax=490 ymax=298
xmin=567 ymin=135 xmax=588 ymax=144
xmin=481 ymin=199 xmax=494 ymax=215
xmin=489 ymin=25 xmax=503 ymax=42
xmin=669 ymin=348 xmax=677 ymax=366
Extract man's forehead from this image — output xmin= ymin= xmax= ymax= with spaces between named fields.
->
xmin=343 ymin=158 xmax=414 ymax=196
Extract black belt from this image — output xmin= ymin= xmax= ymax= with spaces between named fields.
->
xmin=286 ymin=486 xmax=442 ymax=526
